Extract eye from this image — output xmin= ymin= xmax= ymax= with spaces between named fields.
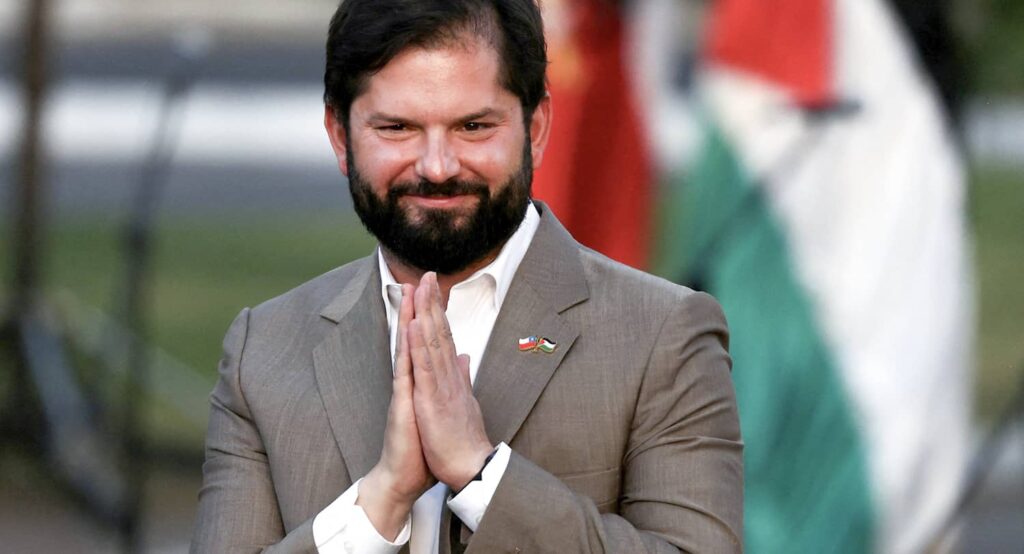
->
xmin=463 ymin=121 xmax=492 ymax=132
xmin=374 ymin=123 xmax=414 ymax=139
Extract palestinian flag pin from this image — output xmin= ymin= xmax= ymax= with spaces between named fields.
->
xmin=537 ymin=337 xmax=557 ymax=353
xmin=519 ymin=336 xmax=557 ymax=353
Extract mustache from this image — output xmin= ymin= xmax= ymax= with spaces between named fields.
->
xmin=387 ymin=179 xmax=489 ymax=200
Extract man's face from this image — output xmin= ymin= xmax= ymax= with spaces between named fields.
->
xmin=325 ymin=34 xmax=551 ymax=274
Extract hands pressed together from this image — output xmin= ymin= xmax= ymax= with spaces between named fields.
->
xmin=358 ymin=272 xmax=494 ymax=540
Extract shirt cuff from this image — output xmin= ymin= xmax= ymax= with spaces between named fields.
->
xmin=447 ymin=442 xmax=511 ymax=532
xmin=312 ymin=478 xmax=412 ymax=554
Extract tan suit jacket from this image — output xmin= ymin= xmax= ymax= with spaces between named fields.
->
xmin=191 ymin=204 xmax=743 ymax=553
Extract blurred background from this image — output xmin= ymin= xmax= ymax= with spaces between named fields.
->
xmin=0 ymin=0 xmax=1020 ymax=552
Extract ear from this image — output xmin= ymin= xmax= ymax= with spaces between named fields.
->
xmin=528 ymin=93 xmax=553 ymax=170
xmin=324 ymin=106 xmax=350 ymax=176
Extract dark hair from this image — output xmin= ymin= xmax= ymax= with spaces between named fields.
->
xmin=324 ymin=0 xmax=547 ymax=128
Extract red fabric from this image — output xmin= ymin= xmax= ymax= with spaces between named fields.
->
xmin=534 ymin=0 xmax=653 ymax=269
xmin=705 ymin=0 xmax=834 ymax=107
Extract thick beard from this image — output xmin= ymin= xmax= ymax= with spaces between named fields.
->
xmin=347 ymin=141 xmax=532 ymax=275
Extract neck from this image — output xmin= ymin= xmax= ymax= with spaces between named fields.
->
xmin=381 ymin=246 xmax=502 ymax=306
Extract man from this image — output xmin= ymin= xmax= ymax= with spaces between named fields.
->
xmin=191 ymin=1 xmax=742 ymax=552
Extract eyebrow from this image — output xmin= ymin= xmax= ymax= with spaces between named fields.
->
xmin=365 ymin=108 xmax=505 ymax=127
xmin=366 ymin=112 xmax=414 ymax=126
xmin=456 ymin=108 xmax=503 ymax=124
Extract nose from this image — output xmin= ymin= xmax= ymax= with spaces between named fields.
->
xmin=414 ymin=131 xmax=461 ymax=183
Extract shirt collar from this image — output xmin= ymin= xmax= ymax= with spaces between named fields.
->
xmin=378 ymin=202 xmax=541 ymax=313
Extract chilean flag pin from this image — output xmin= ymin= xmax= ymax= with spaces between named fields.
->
xmin=518 ymin=336 xmax=539 ymax=352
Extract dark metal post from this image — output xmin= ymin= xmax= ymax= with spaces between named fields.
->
xmin=2 ymin=0 xmax=50 ymax=456
xmin=10 ymin=0 xmax=50 ymax=316
xmin=117 ymin=32 xmax=209 ymax=552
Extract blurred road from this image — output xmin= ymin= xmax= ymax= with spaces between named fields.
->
xmin=1 ymin=33 xmax=1021 ymax=553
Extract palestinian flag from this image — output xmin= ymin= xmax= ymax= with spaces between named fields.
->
xmin=660 ymin=0 xmax=973 ymax=551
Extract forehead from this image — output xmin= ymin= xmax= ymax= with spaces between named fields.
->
xmin=353 ymin=35 xmax=519 ymax=119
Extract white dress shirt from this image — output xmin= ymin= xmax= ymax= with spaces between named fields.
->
xmin=312 ymin=203 xmax=541 ymax=554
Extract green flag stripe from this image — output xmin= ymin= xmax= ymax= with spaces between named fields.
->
xmin=666 ymin=123 xmax=875 ymax=553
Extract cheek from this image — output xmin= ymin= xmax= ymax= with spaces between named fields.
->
xmin=462 ymin=138 xmax=523 ymax=180
xmin=352 ymin=139 xmax=418 ymax=183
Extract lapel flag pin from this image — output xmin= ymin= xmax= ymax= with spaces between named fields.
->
xmin=518 ymin=336 xmax=539 ymax=351
xmin=537 ymin=337 xmax=557 ymax=353
xmin=519 ymin=336 xmax=557 ymax=353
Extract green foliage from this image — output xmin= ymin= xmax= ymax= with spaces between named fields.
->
xmin=37 ymin=214 xmax=376 ymax=374
xmin=969 ymin=164 xmax=1024 ymax=418
xmin=0 ymin=213 xmax=375 ymax=446
xmin=955 ymin=0 xmax=1024 ymax=94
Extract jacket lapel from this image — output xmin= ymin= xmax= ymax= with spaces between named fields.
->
xmin=473 ymin=205 xmax=589 ymax=445
xmin=313 ymin=256 xmax=393 ymax=482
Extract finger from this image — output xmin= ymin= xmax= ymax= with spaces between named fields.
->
xmin=399 ymin=283 xmax=415 ymax=329
xmin=428 ymin=272 xmax=456 ymax=351
xmin=456 ymin=354 xmax=471 ymax=386
xmin=425 ymin=272 xmax=452 ymax=341
xmin=414 ymin=273 xmax=453 ymax=381
xmin=423 ymin=273 xmax=459 ymax=375
xmin=388 ymin=325 xmax=415 ymax=429
xmin=408 ymin=319 xmax=438 ymax=396
xmin=394 ymin=284 xmax=414 ymax=380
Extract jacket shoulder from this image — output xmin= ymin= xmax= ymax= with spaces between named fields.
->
xmin=577 ymin=247 xmax=706 ymax=307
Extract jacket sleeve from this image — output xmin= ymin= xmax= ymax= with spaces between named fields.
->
xmin=190 ymin=308 xmax=318 ymax=554
xmin=463 ymin=292 xmax=744 ymax=553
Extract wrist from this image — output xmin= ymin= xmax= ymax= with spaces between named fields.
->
xmin=365 ymin=465 xmax=420 ymax=509
xmin=449 ymin=444 xmax=497 ymax=493
xmin=357 ymin=467 xmax=416 ymax=540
